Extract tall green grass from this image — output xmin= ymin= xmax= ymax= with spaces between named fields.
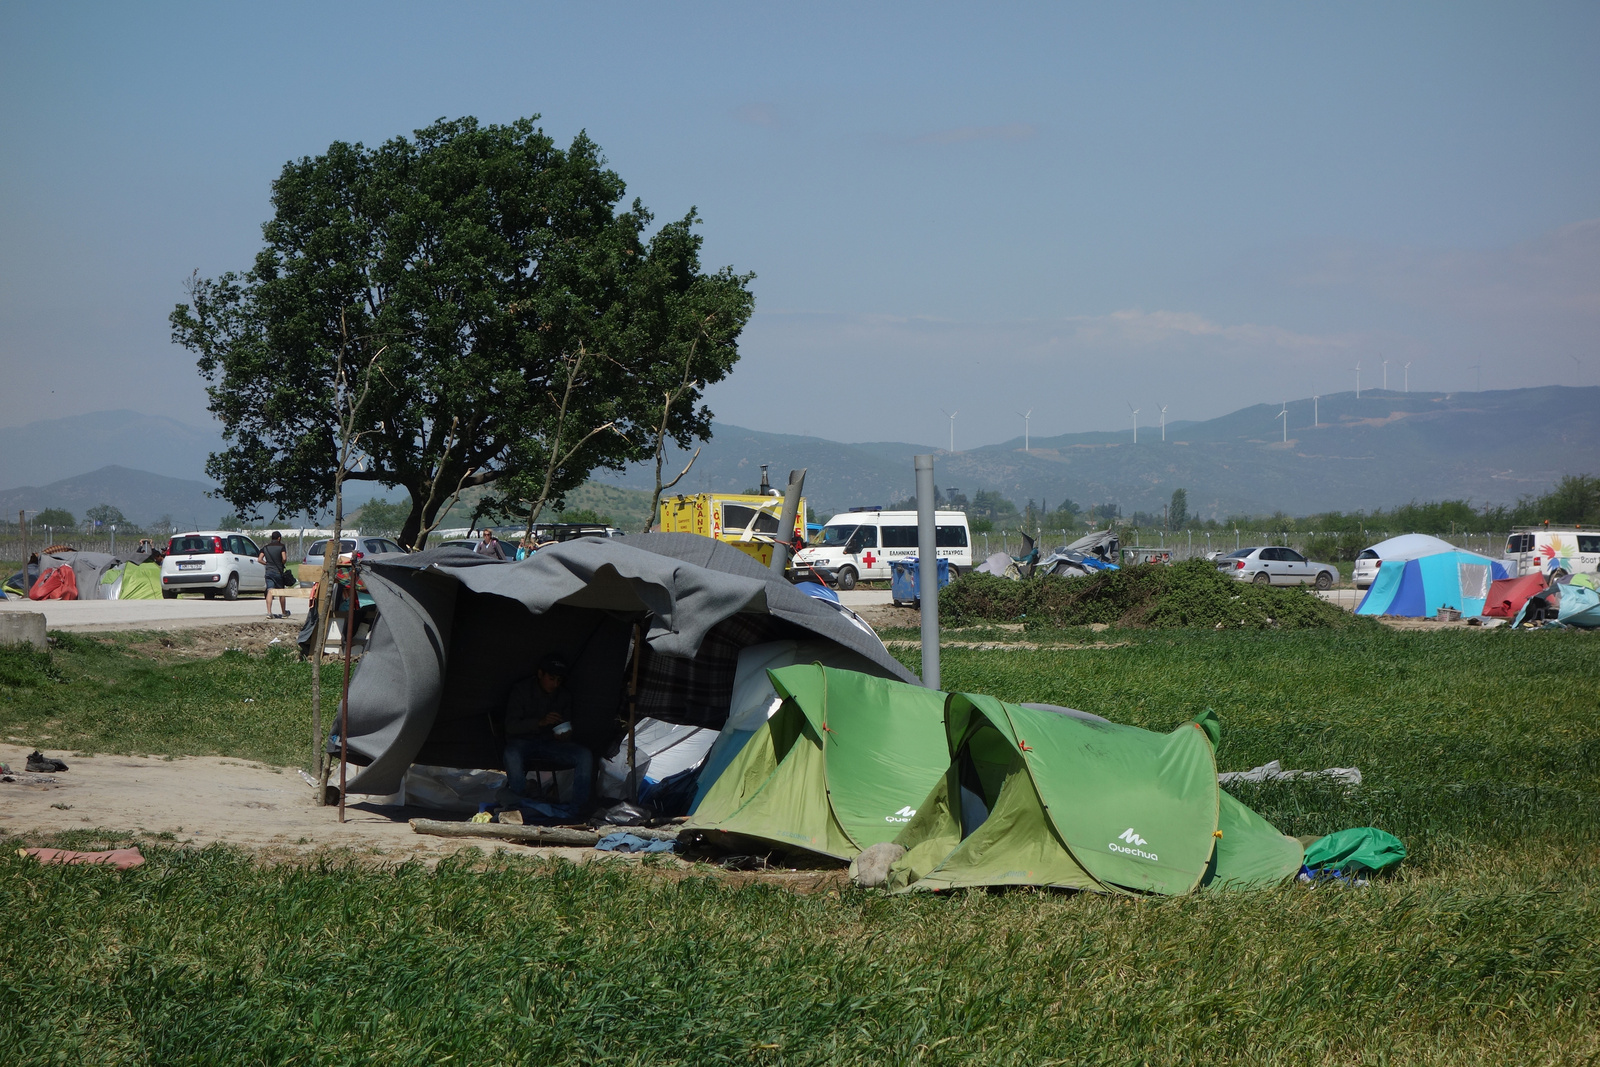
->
xmin=0 ymin=632 xmax=337 ymax=767
xmin=2 ymin=627 xmax=1598 ymax=1062
xmin=1 ymin=838 xmax=1596 ymax=1065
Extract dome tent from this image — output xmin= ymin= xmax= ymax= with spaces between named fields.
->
xmin=685 ymin=664 xmax=953 ymax=860
xmin=886 ymin=698 xmax=1304 ymax=896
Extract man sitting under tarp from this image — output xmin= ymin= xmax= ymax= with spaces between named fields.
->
xmin=499 ymin=653 xmax=594 ymax=818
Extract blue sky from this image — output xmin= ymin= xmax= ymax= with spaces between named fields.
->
xmin=2 ymin=2 xmax=1597 ymax=448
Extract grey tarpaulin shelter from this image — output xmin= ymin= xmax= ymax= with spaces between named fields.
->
xmin=339 ymin=534 xmax=916 ymax=796
xmin=38 ymin=551 xmax=123 ymax=600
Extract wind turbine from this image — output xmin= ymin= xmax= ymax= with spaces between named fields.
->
xmin=1404 ymin=361 xmax=1412 ymax=392
xmin=1016 ymin=409 xmax=1033 ymax=452
xmin=1313 ymin=394 xmax=1320 ymax=426
xmin=1382 ymin=358 xmax=1389 ymax=391
xmin=1571 ymin=354 xmax=1582 ymax=384
xmin=1159 ymin=404 xmax=1169 ymax=441
xmin=1277 ymin=403 xmax=1288 ymax=443
xmin=1355 ymin=361 xmax=1362 ymax=398
xmin=941 ymin=409 xmax=958 ymax=452
xmin=1128 ymin=403 xmax=1140 ymax=444
xmin=1469 ymin=364 xmax=1481 ymax=392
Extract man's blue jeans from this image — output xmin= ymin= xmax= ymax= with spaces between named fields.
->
xmin=503 ymin=737 xmax=593 ymax=808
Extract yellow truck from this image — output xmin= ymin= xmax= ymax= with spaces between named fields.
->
xmin=657 ymin=492 xmax=807 ymax=567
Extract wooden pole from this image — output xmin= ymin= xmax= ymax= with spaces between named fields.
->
xmin=626 ymin=622 xmax=643 ymax=801
xmin=337 ymin=558 xmax=359 ymax=823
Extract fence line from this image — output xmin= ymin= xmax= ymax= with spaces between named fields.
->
xmin=979 ymin=530 xmax=1509 ymax=563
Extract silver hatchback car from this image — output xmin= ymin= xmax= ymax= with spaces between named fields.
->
xmin=1217 ymin=546 xmax=1339 ymax=590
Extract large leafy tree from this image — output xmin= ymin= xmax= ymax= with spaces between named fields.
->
xmin=172 ymin=116 xmax=754 ymax=548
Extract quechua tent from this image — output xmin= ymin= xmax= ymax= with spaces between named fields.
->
xmin=684 ymin=664 xmax=952 ymax=860
xmin=1355 ymin=550 xmax=1509 ymax=619
xmin=887 ymin=697 xmax=1303 ymax=896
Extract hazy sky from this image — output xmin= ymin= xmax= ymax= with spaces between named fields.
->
xmin=3 ymin=2 xmax=1597 ymax=448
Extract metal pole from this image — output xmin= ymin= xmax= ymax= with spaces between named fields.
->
xmin=768 ymin=468 xmax=807 ymax=575
xmin=337 ymin=558 xmax=359 ymax=823
xmin=915 ymin=455 xmax=940 ymax=690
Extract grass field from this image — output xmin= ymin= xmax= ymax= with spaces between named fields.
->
xmin=3 ymin=627 xmax=1598 ymax=1063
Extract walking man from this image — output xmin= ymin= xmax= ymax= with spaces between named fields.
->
xmin=260 ymin=531 xmax=291 ymax=619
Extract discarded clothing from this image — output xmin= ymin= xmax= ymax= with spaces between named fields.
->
xmin=22 ymin=846 xmax=145 ymax=870
xmin=1218 ymin=760 xmax=1360 ymax=788
xmin=25 ymin=751 xmax=69 ymax=773
xmin=595 ymin=832 xmax=676 ymax=854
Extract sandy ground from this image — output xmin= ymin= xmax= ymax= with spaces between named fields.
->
xmin=0 ymin=743 xmax=552 ymax=863
xmin=0 ymin=743 xmax=846 ymax=889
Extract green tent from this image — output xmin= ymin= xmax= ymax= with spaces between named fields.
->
xmin=116 ymin=562 xmax=163 ymax=600
xmin=684 ymin=664 xmax=952 ymax=860
xmin=887 ymin=695 xmax=1303 ymax=896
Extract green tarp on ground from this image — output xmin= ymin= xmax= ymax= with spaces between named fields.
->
xmin=684 ymin=664 xmax=952 ymax=860
xmin=887 ymin=696 xmax=1303 ymax=896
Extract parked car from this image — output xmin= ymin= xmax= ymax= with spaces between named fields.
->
xmin=437 ymin=537 xmax=518 ymax=558
xmin=1216 ymin=546 xmax=1339 ymax=589
xmin=1352 ymin=533 xmax=1457 ymax=588
xmin=303 ymin=536 xmax=406 ymax=571
xmin=160 ymin=531 xmax=268 ymax=600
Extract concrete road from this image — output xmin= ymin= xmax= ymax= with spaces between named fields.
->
xmin=836 ymin=589 xmax=893 ymax=607
xmin=0 ymin=596 xmax=297 ymax=632
xmin=1316 ymin=589 xmax=1364 ymax=611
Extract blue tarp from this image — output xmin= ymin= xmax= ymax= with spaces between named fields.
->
xmin=1355 ymin=551 xmax=1509 ymax=618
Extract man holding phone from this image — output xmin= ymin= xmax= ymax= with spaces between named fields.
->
xmin=501 ymin=653 xmax=592 ymax=813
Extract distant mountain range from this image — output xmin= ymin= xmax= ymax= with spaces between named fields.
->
xmin=596 ymin=386 xmax=1600 ymax=519
xmin=3 ymin=387 xmax=1595 ymax=525
xmin=0 ymin=409 xmax=223 ymax=489
xmin=0 ymin=466 xmax=223 ymax=529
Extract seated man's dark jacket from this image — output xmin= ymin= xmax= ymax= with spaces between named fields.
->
xmin=504 ymin=678 xmax=574 ymax=739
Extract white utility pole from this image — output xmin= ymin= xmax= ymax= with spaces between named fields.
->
xmin=941 ymin=409 xmax=958 ymax=453
xmin=1128 ymin=403 xmax=1140 ymax=444
xmin=1159 ymin=404 xmax=1169 ymax=441
xmin=1016 ymin=409 xmax=1032 ymax=452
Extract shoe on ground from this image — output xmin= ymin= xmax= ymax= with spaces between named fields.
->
xmin=26 ymin=750 xmax=68 ymax=773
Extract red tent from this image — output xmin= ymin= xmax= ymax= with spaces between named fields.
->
xmin=1481 ymin=574 xmax=1546 ymax=618
xmin=27 ymin=565 xmax=78 ymax=601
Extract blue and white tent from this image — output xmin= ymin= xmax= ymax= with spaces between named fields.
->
xmin=1355 ymin=550 xmax=1510 ymax=619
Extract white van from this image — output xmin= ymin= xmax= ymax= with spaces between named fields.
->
xmin=791 ymin=510 xmax=972 ymax=590
xmin=1502 ymin=527 xmax=1600 ymax=578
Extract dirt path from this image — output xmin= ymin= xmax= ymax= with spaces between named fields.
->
xmin=0 ymin=743 xmax=599 ymax=865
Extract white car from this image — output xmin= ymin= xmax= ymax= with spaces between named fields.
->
xmin=303 ymin=536 xmax=405 ymax=571
xmin=1352 ymin=533 xmax=1457 ymax=588
xmin=1216 ymin=546 xmax=1339 ymax=590
xmin=160 ymin=531 xmax=268 ymax=600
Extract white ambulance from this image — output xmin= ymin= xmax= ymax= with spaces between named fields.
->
xmin=1501 ymin=527 xmax=1600 ymax=578
xmin=791 ymin=509 xmax=972 ymax=590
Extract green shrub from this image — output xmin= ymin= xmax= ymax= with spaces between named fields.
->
xmin=942 ymin=559 xmax=1365 ymax=630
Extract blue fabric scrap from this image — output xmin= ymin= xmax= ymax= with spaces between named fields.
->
xmin=595 ymin=832 xmax=676 ymax=853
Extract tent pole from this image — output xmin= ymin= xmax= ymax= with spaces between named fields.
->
xmin=627 ymin=621 xmax=643 ymax=802
xmin=337 ymin=557 xmax=359 ymax=824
